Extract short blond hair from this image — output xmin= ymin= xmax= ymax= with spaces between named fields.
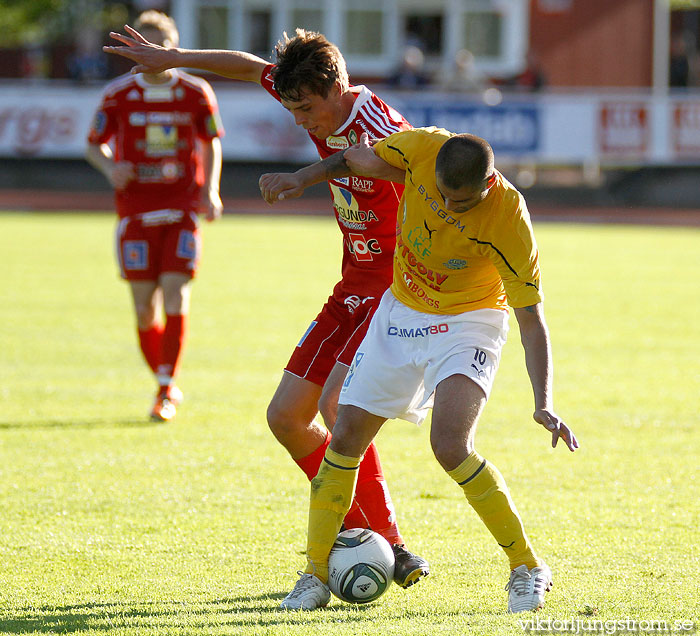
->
xmin=134 ymin=10 xmax=179 ymax=47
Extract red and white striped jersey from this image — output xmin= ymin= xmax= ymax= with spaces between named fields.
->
xmin=88 ymin=70 xmax=224 ymax=218
xmin=261 ymin=65 xmax=411 ymax=297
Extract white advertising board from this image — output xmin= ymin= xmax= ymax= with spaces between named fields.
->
xmin=1 ymin=81 xmax=699 ymax=166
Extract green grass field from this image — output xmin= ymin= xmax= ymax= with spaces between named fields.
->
xmin=1 ymin=212 xmax=698 ymax=635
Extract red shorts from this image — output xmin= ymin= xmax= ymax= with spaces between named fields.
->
xmin=285 ymin=290 xmax=381 ymax=387
xmin=116 ymin=209 xmax=200 ymax=281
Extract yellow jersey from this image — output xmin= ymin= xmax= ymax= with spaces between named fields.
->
xmin=373 ymin=127 xmax=543 ymax=315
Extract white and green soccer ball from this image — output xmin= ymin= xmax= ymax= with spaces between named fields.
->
xmin=328 ymin=528 xmax=395 ymax=604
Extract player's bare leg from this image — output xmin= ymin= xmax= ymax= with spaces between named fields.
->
xmin=430 ymin=374 xmax=485 ymax=469
xmin=432 ymin=374 xmax=548 ymax=611
xmin=268 ymin=373 xmax=375 ymax=538
xmin=130 ymin=280 xmax=161 ymax=331
xmin=267 ymin=372 xmax=328 ymax=459
xmin=320 ymin=362 xmax=429 ymax=586
xmin=317 ymin=362 xmax=345 ymax=428
xmin=267 ymin=372 xmax=372 ymax=528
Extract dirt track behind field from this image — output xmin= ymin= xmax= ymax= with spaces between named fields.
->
xmin=0 ymin=188 xmax=698 ymax=227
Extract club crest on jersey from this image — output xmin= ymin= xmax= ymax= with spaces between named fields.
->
xmin=444 ymin=258 xmax=468 ymax=270
xmin=92 ymin=111 xmax=107 ymax=135
xmin=327 ymin=135 xmax=350 ymax=150
xmin=348 ymin=130 xmax=358 ymax=145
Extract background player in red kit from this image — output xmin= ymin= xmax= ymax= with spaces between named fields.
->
xmin=87 ymin=11 xmax=224 ymax=422
xmin=105 ymin=28 xmax=429 ymax=588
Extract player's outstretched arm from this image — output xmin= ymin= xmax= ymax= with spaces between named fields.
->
xmin=344 ymin=133 xmax=406 ymax=183
xmin=259 ymin=149 xmax=355 ymax=203
xmin=514 ymin=303 xmax=579 ymax=452
xmin=258 ymin=134 xmax=405 ymax=204
xmin=104 ymin=25 xmax=267 ymax=82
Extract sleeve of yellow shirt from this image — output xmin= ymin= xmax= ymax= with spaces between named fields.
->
xmin=491 ymin=194 xmax=544 ymax=309
xmin=373 ymin=130 xmax=413 ymax=171
xmin=374 ymin=127 xmax=451 ymax=172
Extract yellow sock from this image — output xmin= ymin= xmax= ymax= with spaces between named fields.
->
xmin=305 ymin=448 xmax=361 ymax=582
xmin=448 ymin=452 xmax=539 ymax=570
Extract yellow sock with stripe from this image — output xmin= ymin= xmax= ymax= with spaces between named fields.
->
xmin=305 ymin=448 xmax=361 ymax=583
xmin=448 ymin=451 xmax=539 ymax=570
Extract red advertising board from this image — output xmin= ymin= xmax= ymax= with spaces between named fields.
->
xmin=672 ymin=101 xmax=700 ymax=159
xmin=599 ymin=102 xmax=649 ymax=158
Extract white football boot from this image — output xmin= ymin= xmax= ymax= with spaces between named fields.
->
xmin=506 ymin=563 xmax=553 ymax=613
xmin=279 ymin=572 xmax=331 ymax=610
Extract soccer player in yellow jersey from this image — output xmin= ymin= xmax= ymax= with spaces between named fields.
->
xmin=259 ymin=127 xmax=579 ymax=612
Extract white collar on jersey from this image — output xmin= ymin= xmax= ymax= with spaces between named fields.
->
xmin=332 ymin=85 xmax=372 ymax=136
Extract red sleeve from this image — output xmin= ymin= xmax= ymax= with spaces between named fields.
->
xmin=87 ymin=94 xmax=117 ymax=144
xmin=260 ymin=64 xmax=281 ymax=103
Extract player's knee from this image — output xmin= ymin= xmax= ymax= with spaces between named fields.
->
xmin=266 ymin=396 xmax=304 ymax=439
xmin=134 ymin=304 xmax=157 ymax=329
xmin=317 ymin=392 xmax=338 ymax=430
xmin=328 ymin=413 xmax=369 ymax=458
xmin=431 ymin=436 xmax=472 ymax=472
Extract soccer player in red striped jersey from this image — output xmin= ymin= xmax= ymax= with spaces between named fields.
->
xmin=87 ymin=12 xmax=224 ymax=422
xmin=104 ymin=27 xmax=429 ymax=589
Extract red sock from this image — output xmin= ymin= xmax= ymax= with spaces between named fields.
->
xmin=294 ymin=430 xmax=332 ymax=480
xmin=157 ymin=313 xmax=186 ymax=392
xmin=138 ymin=324 xmax=163 ymax=374
xmin=294 ymin=430 xmax=369 ymax=530
xmin=354 ymin=443 xmax=403 ymax=545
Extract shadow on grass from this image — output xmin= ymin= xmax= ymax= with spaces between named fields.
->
xmin=0 ymin=418 xmax=165 ymax=430
xmin=0 ymin=595 xmax=377 ymax=633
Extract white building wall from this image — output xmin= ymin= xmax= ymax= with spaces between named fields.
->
xmin=162 ymin=0 xmax=530 ymax=79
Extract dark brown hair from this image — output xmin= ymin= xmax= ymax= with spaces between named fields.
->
xmin=435 ymin=134 xmax=494 ymax=190
xmin=271 ymin=29 xmax=349 ymax=101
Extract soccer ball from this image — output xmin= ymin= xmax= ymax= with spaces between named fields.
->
xmin=328 ymin=528 xmax=395 ymax=604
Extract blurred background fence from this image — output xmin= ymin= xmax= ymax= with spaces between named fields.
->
xmin=2 ymin=0 xmax=700 ymax=208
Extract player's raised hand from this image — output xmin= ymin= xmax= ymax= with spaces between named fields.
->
xmin=258 ymin=173 xmax=306 ymax=204
xmin=533 ymin=408 xmax=579 ymax=452
xmin=103 ymin=25 xmax=175 ymax=74
xmin=343 ymin=133 xmax=376 ymax=175
xmin=344 ymin=133 xmax=405 ymax=183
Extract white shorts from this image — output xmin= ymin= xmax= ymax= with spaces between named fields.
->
xmin=339 ymin=289 xmax=509 ymax=425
